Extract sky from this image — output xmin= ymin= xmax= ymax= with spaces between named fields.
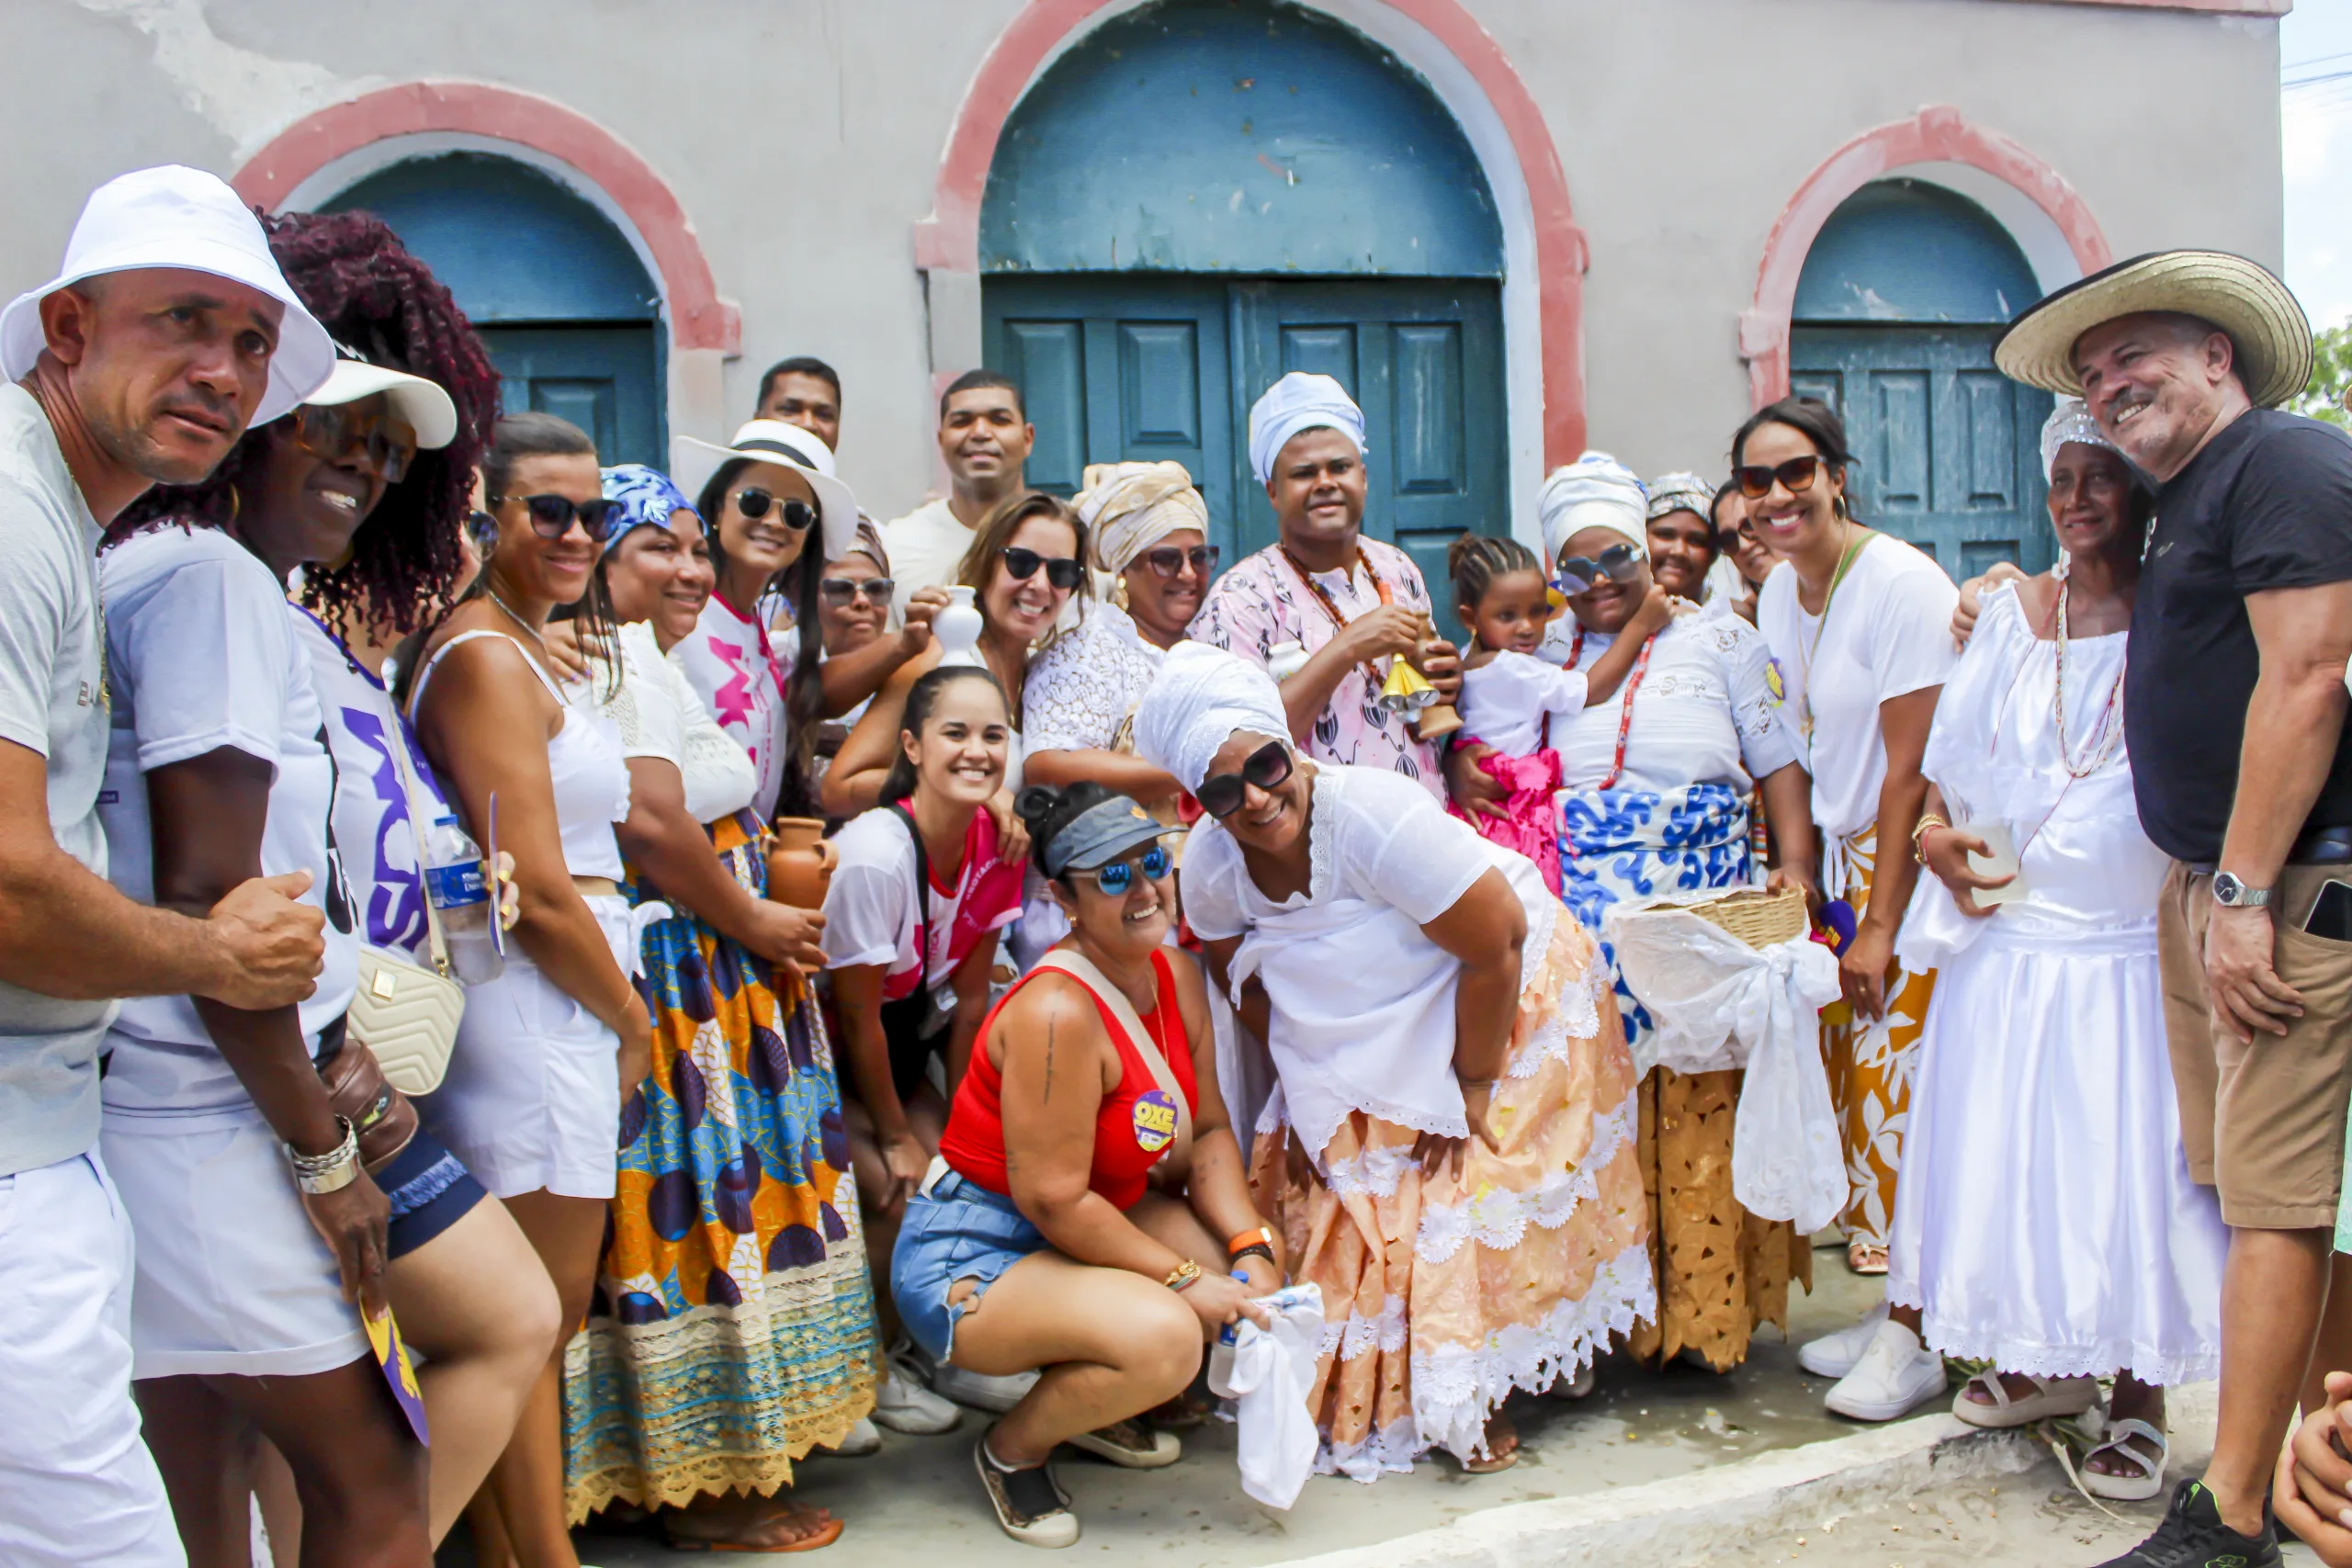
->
xmin=2287 ymin=0 xmax=2352 ymax=329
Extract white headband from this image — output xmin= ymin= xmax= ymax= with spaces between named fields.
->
xmin=2040 ymin=396 xmax=2120 ymax=481
xmin=1248 ymin=372 xmax=1367 ymax=489
xmin=1133 ymin=642 xmax=1293 ymax=795
xmin=1539 ymin=452 xmax=1648 ymax=563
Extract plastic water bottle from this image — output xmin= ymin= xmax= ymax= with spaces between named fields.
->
xmin=424 ymin=815 xmax=503 ymax=985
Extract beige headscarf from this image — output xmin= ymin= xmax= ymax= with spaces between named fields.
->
xmin=1074 ymin=460 xmax=1210 ymax=578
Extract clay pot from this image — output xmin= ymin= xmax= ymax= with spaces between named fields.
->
xmin=767 ymin=817 xmax=837 ymax=908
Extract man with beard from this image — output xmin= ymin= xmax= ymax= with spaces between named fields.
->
xmin=879 ymin=368 xmax=1034 ymax=616
xmin=0 ymin=164 xmax=334 ymax=1566
xmin=1997 ymin=253 xmax=2352 ymax=1568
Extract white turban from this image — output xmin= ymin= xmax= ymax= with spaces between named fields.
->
xmin=1539 ymin=452 xmax=1649 ymax=563
xmin=1075 ymin=460 xmax=1209 ymax=577
xmin=1134 ymin=642 xmax=1292 ymax=795
xmin=2040 ymin=396 xmax=2120 ymax=482
xmin=1248 ymin=372 xmax=1367 ymax=488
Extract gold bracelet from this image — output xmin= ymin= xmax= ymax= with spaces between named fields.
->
xmin=1909 ymin=814 xmax=1951 ymax=866
xmin=1163 ymin=1259 xmax=1203 ymax=1293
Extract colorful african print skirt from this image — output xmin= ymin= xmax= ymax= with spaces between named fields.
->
xmin=564 ymin=811 xmax=879 ymax=1521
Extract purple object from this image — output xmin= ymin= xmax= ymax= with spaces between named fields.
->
xmin=1815 ymin=897 xmax=1858 ymax=956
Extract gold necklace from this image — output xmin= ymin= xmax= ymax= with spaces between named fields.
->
xmin=1795 ymin=521 xmax=1869 ymax=743
xmin=486 ymin=589 xmax=550 ymax=654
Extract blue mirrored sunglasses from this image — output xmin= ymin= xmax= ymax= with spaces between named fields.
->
xmin=1089 ymin=842 xmax=1172 ymax=896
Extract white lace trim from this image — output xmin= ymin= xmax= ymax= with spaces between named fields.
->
xmin=1318 ymin=1416 xmax=1425 ymax=1483
xmin=1325 ymin=1143 xmax=1418 ymax=1200
xmin=1305 ymin=769 xmax=1340 ymax=905
xmin=1415 ymin=1089 xmax=1638 ymax=1263
xmin=1019 ymin=604 xmax=1162 ymax=754
xmin=1884 ymin=1284 xmax=2218 ymax=1388
xmin=1319 ymin=1293 xmax=1409 ymax=1361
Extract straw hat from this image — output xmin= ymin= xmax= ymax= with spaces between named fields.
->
xmin=1994 ymin=250 xmax=2312 ymax=411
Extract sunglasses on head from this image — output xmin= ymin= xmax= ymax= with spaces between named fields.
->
xmin=1084 ymin=842 xmax=1173 ymax=896
xmin=819 ymin=575 xmax=895 ymax=606
xmin=1136 ymin=544 xmax=1219 ymax=580
xmin=733 ymin=488 xmax=816 ymax=531
xmin=1555 ymin=541 xmax=1644 ymax=596
xmin=1195 ymin=739 xmax=1295 ymax=820
xmin=292 ymin=400 xmax=418 ymax=485
xmin=1000 ymin=547 xmax=1087 ymax=592
xmin=493 ymin=493 xmax=621 ymax=541
xmin=1732 ymin=455 xmax=1827 ymax=501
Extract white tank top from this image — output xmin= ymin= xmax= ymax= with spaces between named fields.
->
xmin=411 ymin=628 xmax=630 ymax=879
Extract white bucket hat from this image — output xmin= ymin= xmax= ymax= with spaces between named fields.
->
xmin=0 ymin=165 xmax=334 ymax=425
xmin=309 ymin=349 xmax=458 ymax=450
xmin=679 ymin=418 xmax=859 ymax=562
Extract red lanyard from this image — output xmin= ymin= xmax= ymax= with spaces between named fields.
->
xmin=1567 ymin=625 xmax=1660 ymax=792
xmin=1281 ymin=545 xmax=1395 ymax=686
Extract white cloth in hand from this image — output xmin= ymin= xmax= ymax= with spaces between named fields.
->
xmin=1208 ymin=1283 xmax=1324 ymax=1509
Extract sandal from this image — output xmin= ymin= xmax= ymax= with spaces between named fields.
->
xmin=664 ymin=1506 xmax=844 ymax=1554
xmin=2080 ymin=1417 xmax=2168 ymax=1503
xmin=1847 ymin=1239 xmax=1889 ymax=1275
xmin=1459 ymin=1414 xmax=1521 ymax=1474
xmin=1951 ymin=1371 xmax=2100 ymax=1429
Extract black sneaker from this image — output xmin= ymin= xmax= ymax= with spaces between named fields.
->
xmin=2094 ymin=1479 xmax=2279 ymax=1567
xmin=976 ymin=1427 xmax=1079 ymax=1549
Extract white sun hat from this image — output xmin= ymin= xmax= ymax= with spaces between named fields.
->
xmin=307 ymin=348 xmax=458 ymax=449
xmin=679 ymin=418 xmax=859 ymax=562
xmin=0 ymin=165 xmax=334 ymax=425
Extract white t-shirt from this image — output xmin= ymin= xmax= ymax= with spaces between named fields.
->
xmin=590 ymin=622 xmax=758 ymax=827
xmin=1755 ymin=536 xmax=1958 ymax=840
xmin=1537 ymin=604 xmax=1802 ymax=794
xmin=820 ymin=807 xmax=1023 ymax=998
xmin=0 ymin=384 xmax=114 ymax=1174
xmin=672 ymin=593 xmax=791 ymax=821
xmin=1455 ymin=650 xmax=1589 ymax=758
xmin=98 ymin=527 xmax=359 ymax=1119
xmin=879 ymin=497 xmax=974 ymax=619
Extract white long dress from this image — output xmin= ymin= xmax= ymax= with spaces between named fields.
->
xmin=1889 ymin=584 xmax=2225 ymax=1385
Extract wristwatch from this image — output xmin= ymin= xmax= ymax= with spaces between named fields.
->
xmin=2211 ymin=872 xmax=2273 ymax=909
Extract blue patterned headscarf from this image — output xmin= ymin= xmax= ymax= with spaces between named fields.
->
xmin=599 ymin=463 xmax=698 ymax=554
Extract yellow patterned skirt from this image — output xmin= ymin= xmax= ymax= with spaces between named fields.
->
xmin=1821 ymin=829 xmax=1938 ymax=1251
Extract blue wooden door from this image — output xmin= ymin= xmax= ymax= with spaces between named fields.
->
xmin=1792 ymin=326 xmax=2054 ymax=579
xmin=480 ymin=325 xmax=663 ymax=469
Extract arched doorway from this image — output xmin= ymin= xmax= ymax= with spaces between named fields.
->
xmin=325 ymin=152 xmax=665 ymax=467
xmin=978 ymin=0 xmax=1507 ymax=615
xmin=1788 ymin=178 xmax=2054 ymax=576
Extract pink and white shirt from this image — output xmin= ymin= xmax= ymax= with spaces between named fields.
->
xmin=671 ymin=593 xmax=794 ymax=821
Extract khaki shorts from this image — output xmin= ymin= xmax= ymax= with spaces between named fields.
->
xmin=2159 ymin=861 xmax=2352 ymax=1230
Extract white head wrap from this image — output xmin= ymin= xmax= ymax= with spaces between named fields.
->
xmin=1645 ymin=471 xmax=1719 ymax=524
xmin=1075 ymin=460 xmax=1210 ymax=577
xmin=1248 ymin=372 xmax=1367 ymax=488
xmin=1539 ymin=452 xmax=1648 ymax=563
xmin=2039 ymin=396 xmax=2120 ymax=481
xmin=1133 ymin=642 xmax=1292 ymax=795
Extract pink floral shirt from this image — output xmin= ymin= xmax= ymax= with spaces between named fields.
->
xmin=671 ymin=594 xmax=793 ymax=821
xmin=1186 ymin=536 xmax=1442 ymax=796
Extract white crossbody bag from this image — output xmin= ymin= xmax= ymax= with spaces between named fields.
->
xmin=347 ymin=715 xmax=467 ymax=1096
xmin=1030 ymin=950 xmax=1194 ymax=1183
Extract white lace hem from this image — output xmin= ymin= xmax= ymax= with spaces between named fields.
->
xmin=1319 ymin=1293 xmax=1408 ymax=1360
xmin=1414 ymin=1089 xmax=1639 ymax=1263
xmin=1318 ymin=1416 xmax=1425 ymax=1483
xmin=1886 ymin=1286 xmax=2219 ymax=1388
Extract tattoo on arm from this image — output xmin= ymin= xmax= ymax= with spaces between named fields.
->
xmin=1041 ymin=1010 xmax=1057 ymax=1102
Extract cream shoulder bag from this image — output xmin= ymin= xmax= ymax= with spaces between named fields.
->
xmin=347 ymin=714 xmax=468 ymax=1096
xmin=1031 ymin=950 xmax=1194 ymax=1182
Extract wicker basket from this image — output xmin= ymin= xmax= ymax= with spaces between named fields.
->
xmin=1687 ymin=884 xmax=1809 ymax=951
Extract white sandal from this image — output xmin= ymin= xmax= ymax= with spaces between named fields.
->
xmin=2079 ymin=1417 xmax=2167 ymax=1503
xmin=1950 ymin=1370 xmax=2100 ymax=1428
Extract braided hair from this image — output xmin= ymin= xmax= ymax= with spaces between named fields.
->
xmin=112 ymin=208 xmax=499 ymax=637
xmin=1446 ymin=532 xmax=1544 ymax=621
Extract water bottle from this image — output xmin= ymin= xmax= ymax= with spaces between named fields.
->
xmin=424 ymin=815 xmax=503 ymax=985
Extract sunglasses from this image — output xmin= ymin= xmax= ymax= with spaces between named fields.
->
xmin=292 ymin=400 xmax=418 ymax=485
xmin=1732 ymin=455 xmax=1827 ymax=501
xmin=1085 ymin=842 xmax=1173 ymax=896
xmin=1136 ymin=544 xmax=1219 ymax=580
xmin=493 ymin=493 xmax=621 ymax=541
xmin=1195 ymin=739 xmax=1294 ymax=820
xmin=733 ymin=488 xmax=816 ymax=531
xmin=1555 ymin=541 xmax=1644 ymax=596
xmin=1000 ymin=547 xmax=1087 ymax=592
xmin=819 ymin=576 xmax=895 ymax=607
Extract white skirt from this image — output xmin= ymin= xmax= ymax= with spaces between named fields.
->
xmin=419 ymin=895 xmax=636 ymax=1201
xmin=1887 ymin=919 xmax=2227 ymax=1386
xmin=101 ymin=1108 xmax=370 ymax=1380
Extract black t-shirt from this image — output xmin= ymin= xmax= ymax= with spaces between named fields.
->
xmin=2127 ymin=408 xmax=2352 ymax=863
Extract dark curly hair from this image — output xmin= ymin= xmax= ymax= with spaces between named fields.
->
xmin=110 ymin=208 xmax=500 ymax=636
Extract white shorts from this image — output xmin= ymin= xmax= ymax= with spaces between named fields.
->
xmin=102 ymin=1109 xmax=370 ymax=1381
xmin=0 ymin=1150 xmax=183 ymax=1567
xmin=420 ymin=895 xmax=636 ymax=1201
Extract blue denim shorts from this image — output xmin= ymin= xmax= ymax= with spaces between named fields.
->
xmin=890 ymin=1168 xmax=1047 ymax=1363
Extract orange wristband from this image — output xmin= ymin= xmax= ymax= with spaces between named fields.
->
xmin=1227 ymin=1225 xmax=1275 ymax=1257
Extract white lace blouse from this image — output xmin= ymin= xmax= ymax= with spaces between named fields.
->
xmin=1021 ymin=602 xmax=1168 ymax=755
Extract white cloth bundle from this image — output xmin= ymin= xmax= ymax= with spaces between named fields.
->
xmin=1208 ymin=1284 xmax=1325 ymax=1509
xmin=1603 ymin=902 xmax=1845 ymax=1233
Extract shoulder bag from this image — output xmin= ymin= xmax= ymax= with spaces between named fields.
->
xmin=1030 ymin=948 xmax=1194 ymax=1184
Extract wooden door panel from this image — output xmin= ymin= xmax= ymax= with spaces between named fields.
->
xmin=995 ymin=319 xmax=1088 ymax=494
xmin=1391 ymin=322 xmax=1468 ymax=497
xmin=479 ymin=324 xmax=661 ymax=469
xmin=1118 ymin=322 xmax=1204 ymax=449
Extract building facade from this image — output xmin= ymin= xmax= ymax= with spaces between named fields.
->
xmin=6 ymin=0 xmax=2287 ymax=574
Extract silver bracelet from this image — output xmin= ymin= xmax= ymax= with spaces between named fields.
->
xmin=287 ymin=1116 xmax=360 ymax=1195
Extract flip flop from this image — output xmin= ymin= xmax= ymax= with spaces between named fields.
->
xmin=1951 ymin=1370 xmax=2101 ymax=1429
xmin=1848 ymin=1239 xmax=1889 ymax=1275
xmin=664 ymin=1514 xmax=845 ymax=1554
xmin=2080 ymin=1418 xmax=2168 ymax=1503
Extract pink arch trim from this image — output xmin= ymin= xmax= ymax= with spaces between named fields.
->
xmin=1740 ymin=105 xmax=2112 ymax=409
xmin=232 ymin=81 xmax=740 ymax=354
xmin=913 ymin=0 xmax=1590 ymax=463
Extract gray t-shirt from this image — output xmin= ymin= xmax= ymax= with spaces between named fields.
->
xmin=0 ymin=382 xmax=115 ymax=1175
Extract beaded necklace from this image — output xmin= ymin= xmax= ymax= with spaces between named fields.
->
xmin=1279 ymin=542 xmax=1395 ymax=686
xmin=2051 ymin=580 xmax=2127 ymax=779
xmin=1566 ymin=623 xmax=1662 ymax=791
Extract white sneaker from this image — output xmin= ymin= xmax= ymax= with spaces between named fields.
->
xmin=821 ymin=1416 xmax=881 ymax=1456
xmin=874 ymin=1360 xmax=963 ymax=1436
xmin=933 ymin=1361 xmax=1041 ymax=1415
xmin=1796 ymin=1300 xmax=1889 ymax=1379
xmin=1822 ymin=1319 xmax=1948 ymax=1422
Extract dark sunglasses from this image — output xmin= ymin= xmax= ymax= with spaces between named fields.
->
xmin=734 ymin=488 xmax=816 ymax=531
xmin=1086 ymin=842 xmax=1173 ymax=896
xmin=493 ymin=493 xmax=621 ymax=541
xmin=1733 ymin=455 xmax=1826 ymax=501
xmin=819 ymin=575 xmax=895 ymax=606
xmin=292 ymin=400 xmax=418 ymax=485
xmin=1555 ymin=541 xmax=1644 ymax=596
xmin=1195 ymin=739 xmax=1294 ymax=820
xmin=1137 ymin=544 xmax=1219 ymax=580
xmin=1000 ymin=547 xmax=1087 ymax=592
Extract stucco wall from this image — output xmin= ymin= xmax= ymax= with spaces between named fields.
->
xmin=0 ymin=0 xmax=2281 ymax=521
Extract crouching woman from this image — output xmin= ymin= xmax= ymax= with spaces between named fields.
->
xmin=892 ymin=783 xmax=1281 ymax=1549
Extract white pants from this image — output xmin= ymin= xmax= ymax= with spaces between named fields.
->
xmin=0 ymin=1151 xmax=184 ymax=1567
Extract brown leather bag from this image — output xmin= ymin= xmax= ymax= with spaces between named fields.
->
xmin=318 ymin=1031 xmax=421 ymax=1173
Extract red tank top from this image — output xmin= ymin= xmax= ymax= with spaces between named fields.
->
xmin=940 ymin=949 xmax=1198 ymax=1212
